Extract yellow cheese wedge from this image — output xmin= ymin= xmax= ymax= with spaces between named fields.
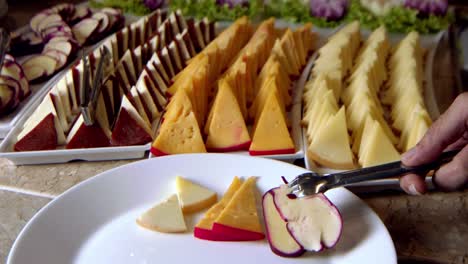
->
xmin=175 ymin=176 xmax=217 ymax=214
xmin=250 ymin=91 xmax=294 ymax=155
xmin=151 ymin=110 xmax=206 ymax=155
xmin=163 ymin=89 xmax=193 ymax=122
xmin=403 ymin=116 xmax=429 ymax=152
xmin=214 ymin=177 xmax=262 ymax=233
xmin=136 ymin=194 xmax=187 ymax=233
xmin=196 ymin=177 xmax=243 ymax=231
xmin=205 ymin=81 xmax=251 ymax=151
xmin=308 ymin=107 xmax=355 ymax=169
xmin=359 ymin=119 xmax=400 ymax=167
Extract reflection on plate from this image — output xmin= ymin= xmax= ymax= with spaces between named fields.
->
xmin=8 ymin=154 xmax=396 ymax=264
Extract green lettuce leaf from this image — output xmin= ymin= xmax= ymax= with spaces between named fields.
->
xmin=89 ymin=0 xmax=150 ymax=16
xmin=169 ymin=0 xmax=261 ymax=21
xmin=345 ymin=0 xmax=454 ymax=34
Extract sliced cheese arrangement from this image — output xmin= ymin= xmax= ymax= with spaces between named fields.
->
xmin=303 ymin=22 xmax=432 ymax=170
xmin=10 ymin=10 xmax=215 ymax=152
xmin=137 ymin=176 xmax=216 ymax=233
xmin=151 ymin=17 xmax=316 ymax=157
xmin=138 ymin=175 xmax=265 ymax=242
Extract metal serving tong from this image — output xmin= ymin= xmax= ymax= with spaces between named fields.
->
xmin=0 ymin=28 xmax=10 ymax=70
xmin=288 ymin=149 xmax=461 ymax=198
xmin=80 ymin=46 xmax=111 ymax=126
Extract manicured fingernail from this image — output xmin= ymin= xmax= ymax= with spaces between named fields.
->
xmin=408 ymin=184 xmax=422 ymax=196
xmin=402 ymin=148 xmax=417 ymax=163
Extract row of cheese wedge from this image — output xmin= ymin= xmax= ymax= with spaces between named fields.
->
xmin=343 ymin=25 xmax=400 ymax=168
xmin=151 ymin=17 xmax=254 ymax=155
xmin=383 ymin=32 xmax=431 ymax=152
xmin=14 ymin=10 xmax=214 ymax=151
xmin=303 ymin=23 xmax=430 ymax=170
xmin=151 ymin=17 xmax=315 ymax=156
xmin=303 ymin=22 xmax=362 ymax=169
xmin=137 ymin=176 xmax=265 ymax=242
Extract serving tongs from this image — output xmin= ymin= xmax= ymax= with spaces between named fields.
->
xmin=80 ymin=46 xmax=111 ymax=126
xmin=0 ymin=28 xmax=10 ymax=70
xmin=288 ymin=149 xmax=461 ymax=198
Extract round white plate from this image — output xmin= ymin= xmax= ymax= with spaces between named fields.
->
xmin=7 ymin=154 xmax=396 ymax=264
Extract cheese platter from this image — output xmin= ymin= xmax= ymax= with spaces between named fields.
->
xmin=301 ymin=22 xmax=445 ymax=190
xmin=0 ymin=3 xmax=128 ymax=138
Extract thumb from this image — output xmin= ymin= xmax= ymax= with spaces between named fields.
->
xmin=402 ymin=93 xmax=468 ymax=167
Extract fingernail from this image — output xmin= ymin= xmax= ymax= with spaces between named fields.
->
xmin=402 ymin=147 xmax=417 ymax=163
xmin=408 ymin=184 xmax=422 ymax=196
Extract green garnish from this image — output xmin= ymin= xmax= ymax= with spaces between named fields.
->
xmin=345 ymin=0 xmax=454 ymax=34
xmin=89 ymin=0 xmax=150 ymax=16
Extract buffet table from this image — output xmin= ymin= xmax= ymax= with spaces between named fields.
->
xmin=0 ymin=1 xmax=467 ymax=264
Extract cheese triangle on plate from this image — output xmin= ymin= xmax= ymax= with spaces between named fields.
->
xmin=194 ymin=177 xmax=243 ymax=240
xmin=137 ymin=194 xmax=187 ymax=233
xmin=175 ymin=176 xmax=217 ymax=214
xmin=212 ymin=177 xmax=264 ymax=241
xmin=308 ymin=106 xmax=355 ymax=170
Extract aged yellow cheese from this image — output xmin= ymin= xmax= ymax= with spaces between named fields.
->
xmin=214 ymin=177 xmax=262 ymax=233
xmin=152 ymin=110 xmax=206 ymax=155
xmin=250 ymin=91 xmax=294 ymax=155
xmin=196 ymin=177 xmax=243 ymax=230
xmin=205 ymin=81 xmax=251 ymax=151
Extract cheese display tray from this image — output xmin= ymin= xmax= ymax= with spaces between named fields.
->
xmin=302 ymin=29 xmax=445 ymax=191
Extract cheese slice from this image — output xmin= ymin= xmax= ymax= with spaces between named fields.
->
xmin=195 ymin=177 xmax=243 ymax=233
xmin=359 ymin=119 xmax=400 ymax=167
xmin=213 ymin=177 xmax=264 ymax=238
xmin=308 ymin=107 xmax=355 ymax=169
xmin=111 ymin=95 xmax=153 ymax=146
xmin=151 ymin=110 xmax=206 ymax=156
xmin=175 ymin=176 xmax=217 ymax=214
xmin=205 ymin=81 xmax=251 ymax=151
xmin=136 ymin=194 xmax=187 ymax=233
xmin=250 ymin=91 xmax=294 ymax=155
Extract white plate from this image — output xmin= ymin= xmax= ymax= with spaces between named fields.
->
xmin=7 ymin=154 xmax=396 ymax=264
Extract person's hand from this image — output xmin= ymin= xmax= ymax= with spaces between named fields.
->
xmin=400 ymin=92 xmax=468 ymax=195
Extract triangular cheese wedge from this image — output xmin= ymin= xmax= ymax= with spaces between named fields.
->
xmin=250 ymin=91 xmax=294 ymax=155
xmin=205 ymin=81 xmax=251 ymax=152
xmin=308 ymin=107 xmax=355 ymax=169
xmin=212 ymin=177 xmax=264 ymax=241
xmin=175 ymin=176 xmax=217 ymax=214
xmin=111 ymin=95 xmax=153 ymax=146
xmin=151 ymin=110 xmax=206 ymax=156
xmin=66 ymin=114 xmax=111 ymax=149
xmin=14 ymin=113 xmax=57 ymax=151
xmin=359 ymin=120 xmax=400 ymax=167
xmin=136 ymin=194 xmax=187 ymax=233
xmin=194 ymin=177 xmax=243 ymax=240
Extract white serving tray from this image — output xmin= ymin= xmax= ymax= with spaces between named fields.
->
xmin=148 ymin=53 xmax=318 ymax=162
xmin=302 ymin=29 xmax=445 ymax=191
xmin=0 ymin=89 xmax=150 ymax=165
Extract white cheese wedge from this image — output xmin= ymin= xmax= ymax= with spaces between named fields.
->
xmin=175 ymin=176 xmax=217 ymax=214
xmin=136 ymin=194 xmax=187 ymax=233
